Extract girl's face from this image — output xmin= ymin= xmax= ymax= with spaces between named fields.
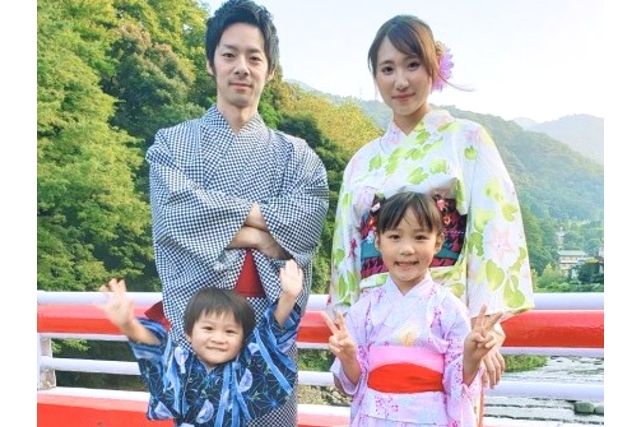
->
xmin=187 ymin=311 xmax=244 ymax=369
xmin=374 ymin=37 xmax=432 ymax=132
xmin=376 ymin=208 xmax=442 ymax=294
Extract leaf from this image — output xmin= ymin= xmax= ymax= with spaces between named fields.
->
xmin=429 ymin=159 xmax=448 ymax=174
xmin=408 ymin=167 xmax=428 ymax=185
xmin=486 ymin=260 xmax=505 ymax=291
xmin=472 ymin=208 xmax=494 ymax=233
xmin=504 ymin=278 xmax=527 ymax=308
xmin=369 ymin=154 xmax=382 ymax=171
xmin=464 ymin=145 xmax=477 ymax=160
xmin=502 ymin=203 xmax=519 ymax=221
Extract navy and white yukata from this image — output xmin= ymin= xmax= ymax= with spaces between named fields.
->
xmin=147 ymin=106 xmax=329 ymax=425
xmin=130 ymin=303 xmax=301 ymax=427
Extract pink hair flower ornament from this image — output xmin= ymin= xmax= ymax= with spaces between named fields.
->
xmin=432 ymin=43 xmax=454 ymax=92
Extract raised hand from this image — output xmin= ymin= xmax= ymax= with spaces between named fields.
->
xmin=321 ymin=311 xmax=357 ymax=363
xmin=279 ymin=259 xmax=303 ymax=299
xmin=464 ymin=305 xmax=503 ymax=365
xmin=98 ymin=278 xmax=135 ymax=330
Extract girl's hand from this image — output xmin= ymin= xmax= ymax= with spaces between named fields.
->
xmin=321 ymin=311 xmax=357 ymax=363
xmin=464 ymin=304 xmax=503 ymax=365
xmin=97 ymin=278 xmax=135 ymax=330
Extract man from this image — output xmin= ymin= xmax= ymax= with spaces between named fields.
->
xmin=146 ymin=0 xmax=329 ymax=424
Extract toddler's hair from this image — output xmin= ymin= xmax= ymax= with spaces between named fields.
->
xmin=376 ymin=192 xmax=444 ymax=235
xmin=183 ymin=288 xmax=256 ymax=338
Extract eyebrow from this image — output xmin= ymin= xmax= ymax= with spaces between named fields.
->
xmin=219 ymin=44 xmax=265 ymax=55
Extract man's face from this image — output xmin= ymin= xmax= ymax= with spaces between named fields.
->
xmin=209 ymin=22 xmax=271 ymax=114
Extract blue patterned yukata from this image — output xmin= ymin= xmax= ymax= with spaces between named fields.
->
xmin=129 ymin=302 xmax=301 ymax=427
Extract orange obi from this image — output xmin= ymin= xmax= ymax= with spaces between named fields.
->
xmin=366 ymin=346 xmax=445 ymax=393
xmin=234 ymin=250 xmax=265 ymax=298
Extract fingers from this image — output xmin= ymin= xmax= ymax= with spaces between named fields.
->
xmin=320 ymin=311 xmax=340 ymax=335
xmin=485 ymin=312 xmax=503 ymax=331
xmin=483 ymin=350 xmax=505 ymax=388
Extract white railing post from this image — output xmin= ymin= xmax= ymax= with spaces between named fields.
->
xmin=38 ymin=334 xmax=56 ymax=390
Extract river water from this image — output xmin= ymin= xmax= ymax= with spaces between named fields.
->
xmin=484 ymin=357 xmax=604 ymax=425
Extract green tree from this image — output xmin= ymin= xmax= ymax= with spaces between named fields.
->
xmin=38 ymin=0 xmax=152 ymax=292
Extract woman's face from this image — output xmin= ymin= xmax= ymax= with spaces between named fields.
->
xmin=374 ymin=37 xmax=431 ymax=130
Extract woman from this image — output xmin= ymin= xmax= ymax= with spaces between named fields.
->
xmin=327 ymin=14 xmax=534 ymax=397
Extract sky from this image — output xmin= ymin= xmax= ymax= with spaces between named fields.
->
xmin=205 ymin=0 xmax=603 ymax=123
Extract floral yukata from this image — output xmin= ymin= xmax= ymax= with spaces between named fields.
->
xmin=129 ymin=302 xmax=300 ymax=427
xmin=329 ymin=109 xmax=534 ymax=319
xmin=331 ymin=275 xmax=482 ymax=426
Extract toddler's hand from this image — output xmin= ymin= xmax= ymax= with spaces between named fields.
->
xmin=97 ymin=278 xmax=134 ymax=330
xmin=279 ymin=259 xmax=303 ymax=299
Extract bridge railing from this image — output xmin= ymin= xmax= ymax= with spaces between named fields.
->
xmin=37 ymin=291 xmax=604 ymax=425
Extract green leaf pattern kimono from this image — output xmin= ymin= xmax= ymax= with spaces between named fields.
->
xmin=328 ymin=109 xmax=534 ymax=319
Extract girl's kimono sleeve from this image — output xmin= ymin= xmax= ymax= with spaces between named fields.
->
xmin=258 ymin=140 xmax=329 ymax=269
xmin=233 ymin=302 xmax=302 ymax=421
xmin=329 ymin=297 xmax=369 ymax=396
xmin=440 ymin=298 xmax=483 ymax=426
xmin=148 ymin=128 xmax=253 ymax=271
xmin=328 ymin=159 xmax=362 ymax=315
xmin=128 ymin=318 xmax=181 ymax=421
xmin=462 ymin=125 xmax=535 ymax=318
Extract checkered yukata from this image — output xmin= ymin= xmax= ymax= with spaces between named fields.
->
xmin=147 ymin=105 xmax=329 ymax=426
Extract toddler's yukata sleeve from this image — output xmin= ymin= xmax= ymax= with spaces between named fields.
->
xmin=128 ymin=318 xmax=181 ymax=421
xmin=233 ymin=302 xmax=302 ymax=421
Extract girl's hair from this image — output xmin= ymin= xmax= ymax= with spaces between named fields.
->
xmin=376 ymin=192 xmax=444 ymax=236
xmin=183 ymin=288 xmax=256 ymax=338
xmin=368 ymin=15 xmax=449 ymax=87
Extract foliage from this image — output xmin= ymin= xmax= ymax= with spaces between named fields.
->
xmin=280 ymin=85 xmax=382 ymax=155
xmin=278 ymin=113 xmax=351 ymax=293
xmin=505 ymin=355 xmax=547 ymax=372
xmin=298 ymin=350 xmax=333 ymax=373
xmin=38 ymin=0 xmax=153 ymax=291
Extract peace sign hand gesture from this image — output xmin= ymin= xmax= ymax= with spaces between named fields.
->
xmin=464 ymin=304 xmax=503 ymax=365
xmin=321 ymin=311 xmax=357 ymax=364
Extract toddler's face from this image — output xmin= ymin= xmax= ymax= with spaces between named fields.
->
xmin=187 ymin=311 xmax=244 ymax=369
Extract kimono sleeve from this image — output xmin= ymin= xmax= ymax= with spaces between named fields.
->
xmin=148 ymin=128 xmax=253 ymax=271
xmin=328 ymin=159 xmax=362 ymax=315
xmin=128 ymin=318 xmax=181 ymax=421
xmin=232 ymin=303 xmax=301 ymax=421
xmin=258 ymin=140 xmax=329 ymax=268
xmin=462 ymin=125 xmax=535 ymax=318
xmin=440 ymin=298 xmax=482 ymax=426
xmin=329 ymin=296 xmax=369 ymax=396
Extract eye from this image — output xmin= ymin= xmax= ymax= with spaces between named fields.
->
xmin=250 ymin=55 xmax=263 ymax=62
xmin=226 ymin=329 xmax=238 ymax=335
xmin=408 ymin=61 xmax=421 ymax=70
xmin=203 ymin=326 xmax=213 ymax=331
xmin=386 ymin=233 xmax=400 ymax=240
xmin=221 ymin=52 xmax=234 ymax=59
xmin=379 ymin=65 xmax=393 ymax=75
xmin=415 ymin=234 xmax=429 ymax=241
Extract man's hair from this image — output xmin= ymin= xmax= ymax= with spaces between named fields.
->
xmin=205 ymin=0 xmax=279 ymax=74
xmin=183 ymin=288 xmax=256 ymax=338
xmin=376 ymin=191 xmax=444 ymax=236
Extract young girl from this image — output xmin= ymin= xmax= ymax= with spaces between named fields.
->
xmin=328 ymin=14 xmax=535 ymax=390
xmin=323 ymin=192 xmax=502 ymax=426
xmin=99 ymin=260 xmax=303 ymax=427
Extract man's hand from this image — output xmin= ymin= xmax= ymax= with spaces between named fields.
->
xmin=259 ymin=232 xmax=290 ymax=260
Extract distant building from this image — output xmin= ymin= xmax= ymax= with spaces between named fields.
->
xmin=557 ymin=249 xmax=590 ymax=277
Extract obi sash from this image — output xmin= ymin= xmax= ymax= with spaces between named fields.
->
xmin=145 ymin=250 xmax=264 ymax=330
xmin=367 ymin=345 xmax=444 ymax=393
